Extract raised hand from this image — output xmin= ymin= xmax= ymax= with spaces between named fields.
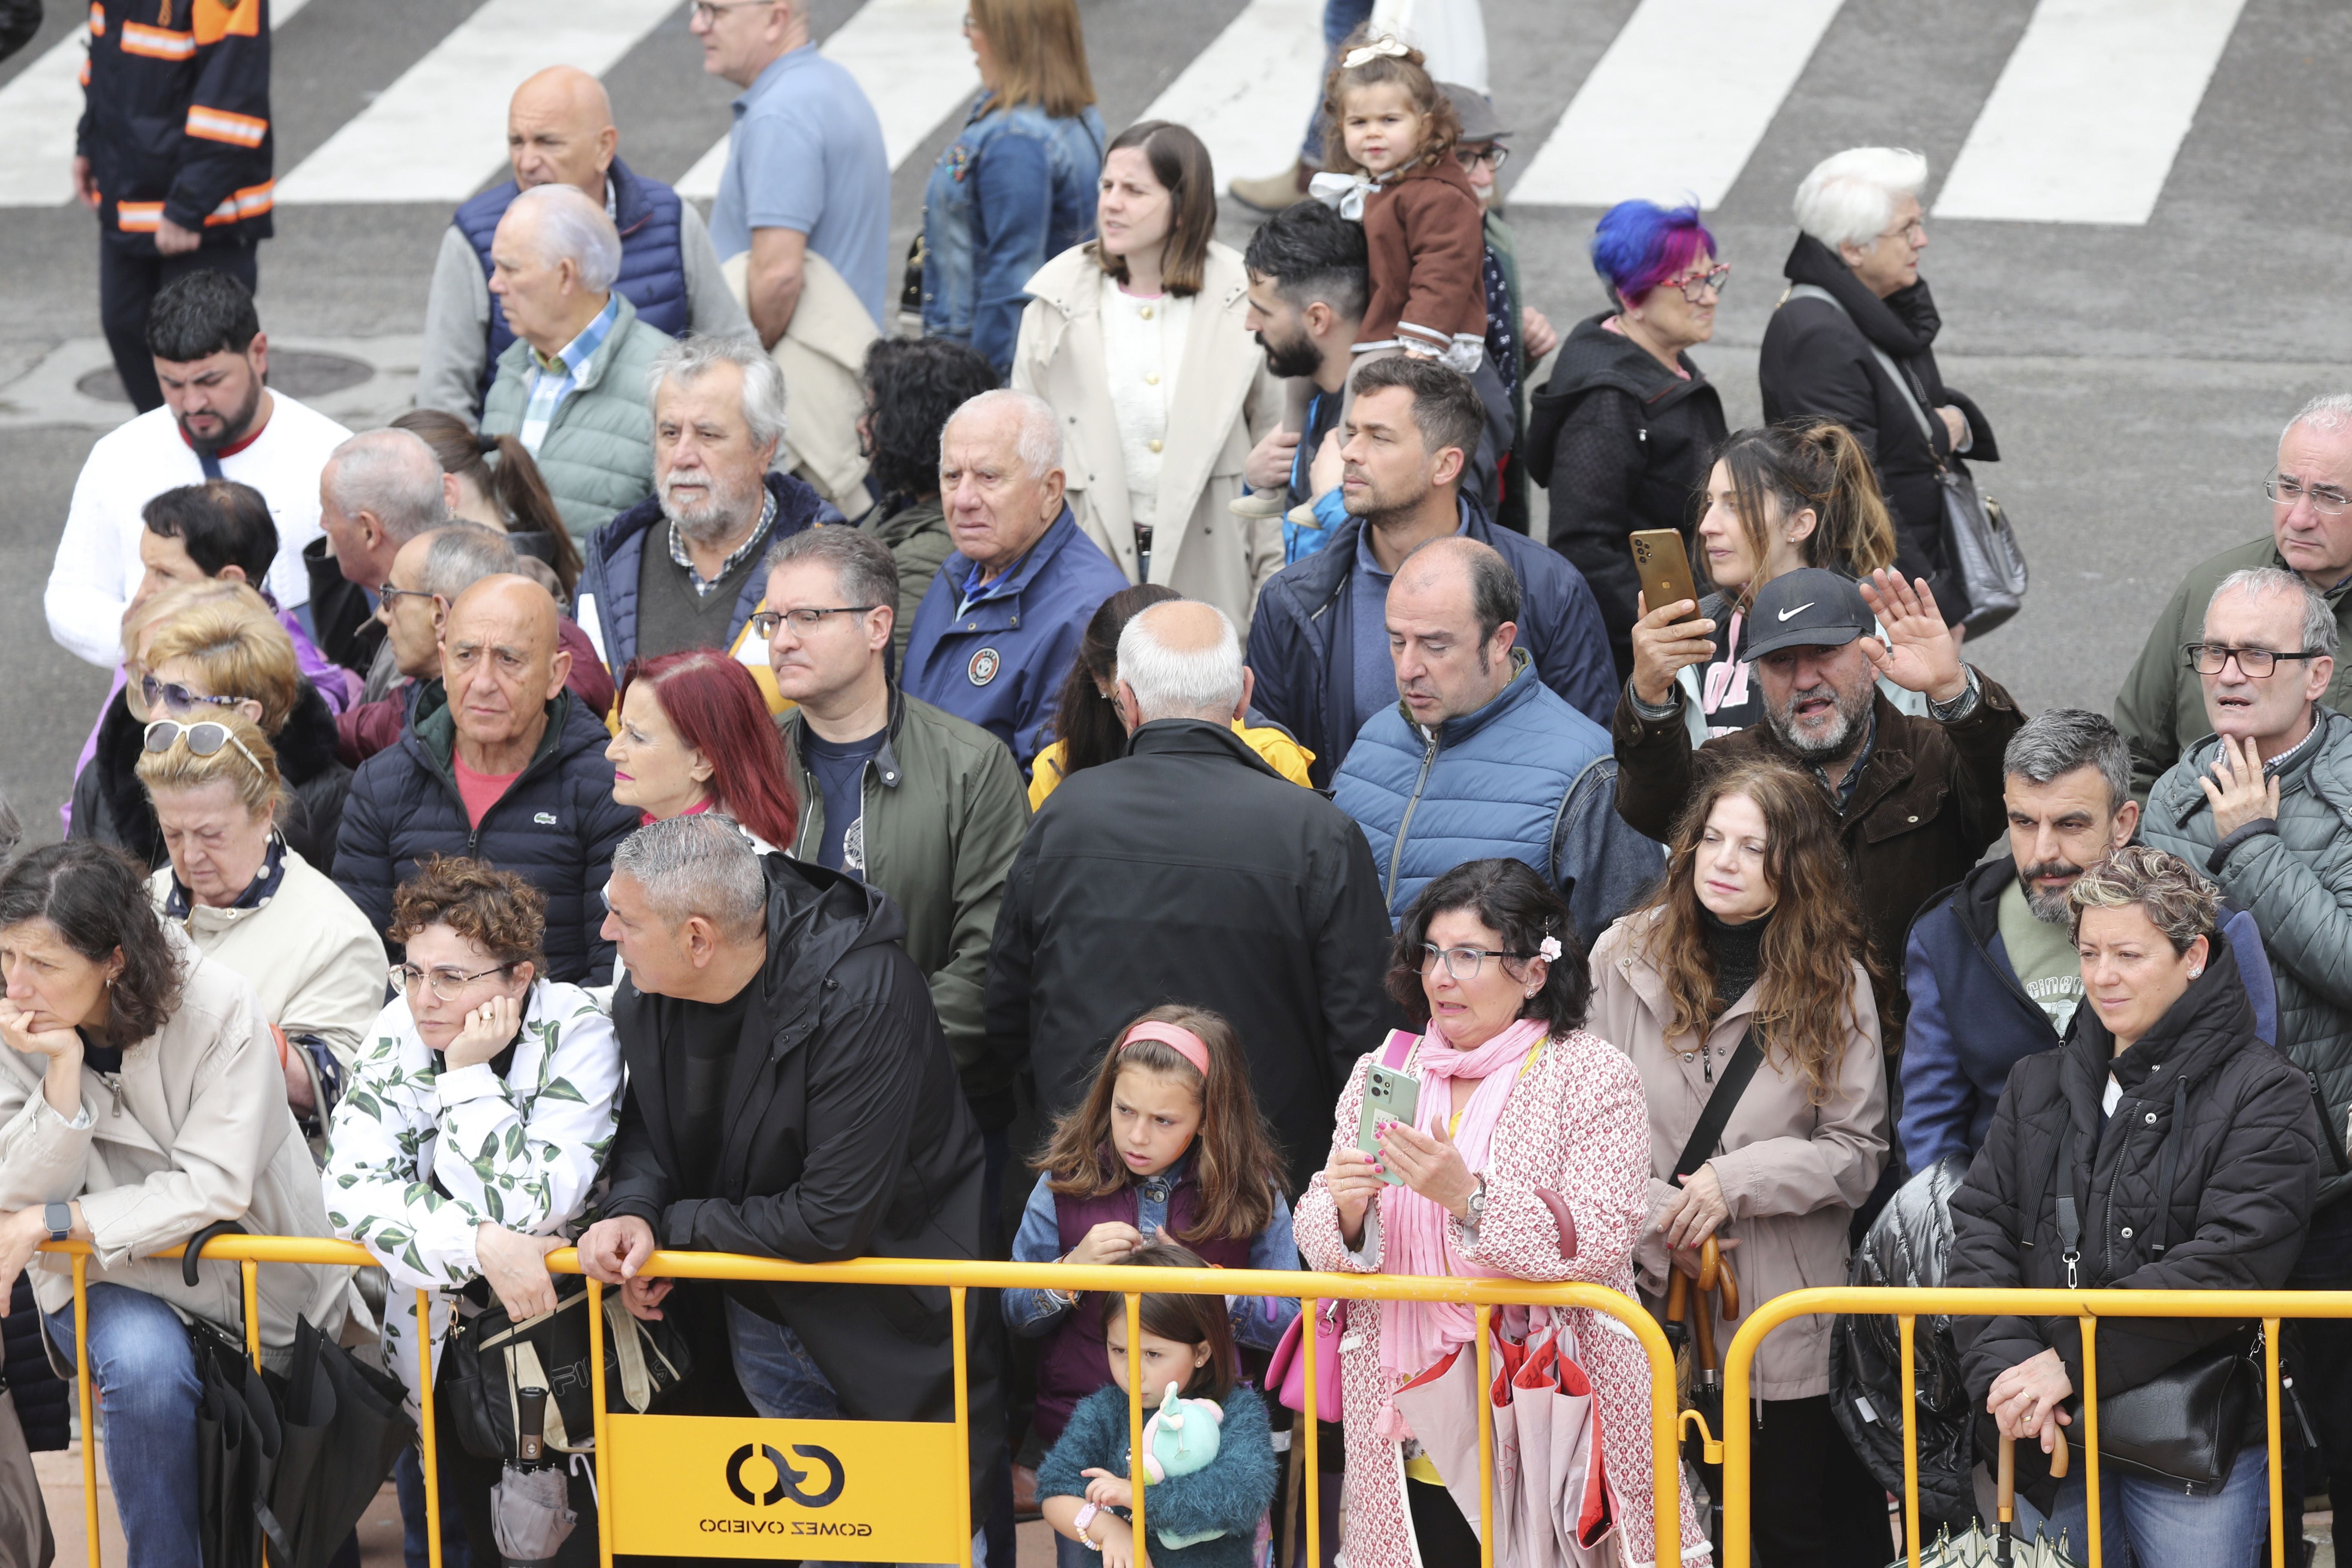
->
xmin=1856 ymin=569 xmax=1966 ymax=704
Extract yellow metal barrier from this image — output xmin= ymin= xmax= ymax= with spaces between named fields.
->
xmin=1717 ymin=1287 xmax=2340 ymax=1568
xmin=34 ymin=1240 xmax=1685 ymax=1568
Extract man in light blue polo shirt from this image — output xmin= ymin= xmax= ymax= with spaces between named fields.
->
xmin=693 ymin=0 xmax=891 ymax=341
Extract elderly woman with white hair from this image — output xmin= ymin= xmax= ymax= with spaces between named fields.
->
xmin=1758 ymin=146 xmax=1999 ymax=622
xmin=479 ymin=181 xmax=674 ymax=542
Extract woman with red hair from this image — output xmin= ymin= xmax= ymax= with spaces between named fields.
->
xmin=606 ymin=648 xmax=800 ymax=850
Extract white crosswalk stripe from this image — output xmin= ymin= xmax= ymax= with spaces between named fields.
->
xmin=674 ymin=0 xmax=978 ymax=198
xmin=1932 ymin=0 xmax=2248 ymax=225
xmin=274 ymin=0 xmax=682 ymax=205
xmin=1509 ymin=0 xmax=1845 ymax=210
xmin=0 ymin=0 xmax=315 ymax=208
xmin=1136 ymin=0 xmax=1326 ymax=198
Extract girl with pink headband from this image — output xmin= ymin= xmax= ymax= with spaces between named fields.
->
xmin=1006 ymin=1004 xmax=1302 ymax=1555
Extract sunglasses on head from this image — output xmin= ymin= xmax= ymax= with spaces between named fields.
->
xmin=143 ymin=720 xmax=264 ymax=777
xmin=140 ymin=672 xmax=242 ymax=715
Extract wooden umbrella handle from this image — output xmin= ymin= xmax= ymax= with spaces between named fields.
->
xmin=1715 ymin=1251 xmax=1740 ymax=1322
xmin=1696 ymin=1235 xmax=1720 ymax=1294
xmin=1997 ymin=1433 xmax=2015 ymax=1525
xmin=2049 ymin=1429 xmax=2070 ymax=1479
xmin=1666 ymin=1263 xmax=1690 ymax=1327
xmin=1694 ymin=1279 xmax=1718 ymax=1372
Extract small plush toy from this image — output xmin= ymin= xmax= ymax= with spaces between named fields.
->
xmin=1139 ymin=1380 xmax=1228 ymax=1547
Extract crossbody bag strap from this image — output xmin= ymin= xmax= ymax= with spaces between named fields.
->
xmin=2050 ymin=1118 xmax=2082 ymax=1289
xmin=1672 ymin=1026 xmax=1764 ymax=1183
xmin=1784 ymin=282 xmax=1939 ymax=446
xmin=2149 ymin=1078 xmax=2190 ymax=1260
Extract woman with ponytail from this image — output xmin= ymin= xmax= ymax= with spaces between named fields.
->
xmin=1627 ymin=417 xmax=1923 ymax=742
xmin=392 ymin=409 xmax=585 ymax=599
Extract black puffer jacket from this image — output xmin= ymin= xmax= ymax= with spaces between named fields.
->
xmin=334 ymin=685 xmax=640 ymax=983
xmin=1831 ymin=1156 xmax=1974 ymax=1532
xmin=1528 ymin=311 xmax=1727 ymax=683
xmin=1758 ymin=235 xmax=2000 ymax=616
xmin=71 ymin=680 xmax=354 ymax=877
xmin=1949 ymin=933 xmax=2321 ymax=1499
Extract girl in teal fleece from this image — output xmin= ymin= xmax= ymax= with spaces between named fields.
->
xmin=1037 ymin=1243 xmax=1280 ymax=1568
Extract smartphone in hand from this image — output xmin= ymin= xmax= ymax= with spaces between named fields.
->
xmin=1630 ymin=529 xmax=1702 ymax=622
xmin=1356 ymin=1064 xmax=1421 ymax=1186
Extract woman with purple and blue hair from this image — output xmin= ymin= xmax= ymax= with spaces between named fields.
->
xmin=1526 ymin=199 xmax=1729 ymax=683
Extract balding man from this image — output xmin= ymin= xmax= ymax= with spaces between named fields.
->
xmin=1332 ymin=537 xmax=1661 ymax=940
xmin=314 ymin=428 xmax=450 ymax=692
xmin=417 ymin=67 xmax=749 ymax=421
xmin=984 ymin=599 xmax=1390 ymax=1193
xmin=902 ymin=389 xmax=1128 ymax=771
xmin=478 ymin=185 xmax=671 ymax=542
xmin=336 ymin=574 xmax=640 ymax=983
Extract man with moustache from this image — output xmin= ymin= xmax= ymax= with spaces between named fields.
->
xmin=1612 ymin=565 xmax=2021 ymax=1109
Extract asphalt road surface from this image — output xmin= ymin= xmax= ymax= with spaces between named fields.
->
xmin=3 ymin=0 xmax=2347 ymax=840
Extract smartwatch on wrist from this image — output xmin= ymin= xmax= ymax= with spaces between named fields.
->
xmin=43 ymin=1202 xmax=71 ymax=1243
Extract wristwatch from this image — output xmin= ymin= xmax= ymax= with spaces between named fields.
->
xmin=1463 ymin=1177 xmax=1488 ymax=1228
xmin=42 ymin=1203 xmax=71 ymax=1243
xmin=1072 ymin=1502 xmax=1103 ymax=1550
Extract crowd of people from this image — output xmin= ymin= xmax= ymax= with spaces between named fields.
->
xmin=12 ymin=1 xmax=2352 ymax=1568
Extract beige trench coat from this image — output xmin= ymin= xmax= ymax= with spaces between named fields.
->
xmin=1587 ymin=912 xmax=1888 ymax=1400
xmin=1011 ymin=242 xmax=1284 ymax=630
xmin=0 ymin=927 xmax=349 ymax=1357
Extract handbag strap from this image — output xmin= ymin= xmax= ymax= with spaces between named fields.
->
xmin=1784 ymin=282 xmax=1939 ymax=446
xmin=2050 ymin=1118 xmax=2083 ymax=1289
xmin=2149 ymin=1078 xmax=2189 ymax=1260
xmin=1672 ymin=1026 xmax=1763 ymax=1183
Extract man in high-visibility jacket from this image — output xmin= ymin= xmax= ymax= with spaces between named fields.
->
xmin=73 ymin=0 xmax=274 ymax=412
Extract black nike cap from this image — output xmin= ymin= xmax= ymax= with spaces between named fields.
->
xmin=1742 ymin=569 xmax=1874 ymax=661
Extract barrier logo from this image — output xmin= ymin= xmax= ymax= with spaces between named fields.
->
xmin=725 ymin=1442 xmax=845 ymax=1509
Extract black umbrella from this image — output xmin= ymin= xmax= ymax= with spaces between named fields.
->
xmin=190 ymin=1311 xmax=282 ymax=1568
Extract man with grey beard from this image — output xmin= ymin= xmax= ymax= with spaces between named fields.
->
xmin=1897 ymin=708 xmax=2278 ymax=1171
xmin=574 ymin=334 xmax=842 ymax=676
xmin=1612 ymin=565 xmax=2022 ymax=1137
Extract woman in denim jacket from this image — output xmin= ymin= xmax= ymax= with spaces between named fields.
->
xmin=921 ymin=0 xmax=1106 ymax=374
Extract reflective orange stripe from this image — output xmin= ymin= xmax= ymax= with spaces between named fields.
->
xmin=116 ymin=202 xmax=163 ymax=232
xmin=200 ymin=180 xmax=273 ymax=224
xmin=192 ymin=0 xmax=260 ymax=44
xmin=186 ymin=104 xmax=267 ymax=147
xmin=118 ymin=19 xmax=194 ymax=57
xmin=79 ymin=57 xmax=90 ymax=85
xmin=88 ymin=3 xmax=104 ymax=36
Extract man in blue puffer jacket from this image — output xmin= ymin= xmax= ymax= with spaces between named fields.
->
xmin=1332 ymin=538 xmax=1663 ymax=943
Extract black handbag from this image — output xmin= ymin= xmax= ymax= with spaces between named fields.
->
xmin=441 ymin=1276 xmax=692 ymax=1461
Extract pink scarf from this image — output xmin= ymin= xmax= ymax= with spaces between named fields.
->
xmin=1374 ymin=1016 xmax=1549 ymax=1437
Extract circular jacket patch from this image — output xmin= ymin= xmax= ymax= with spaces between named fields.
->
xmin=968 ymin=647 xmax=1001 ymax=686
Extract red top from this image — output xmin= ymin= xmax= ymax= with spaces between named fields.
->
xmin=451 ymin=753 xmax=521 ymax=828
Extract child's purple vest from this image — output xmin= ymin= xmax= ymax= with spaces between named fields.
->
xmin=1033 ymin=1168 xmax=1251 ymax=1444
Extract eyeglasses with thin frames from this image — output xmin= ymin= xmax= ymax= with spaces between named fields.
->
xmin=688 ymin=0 xmax=769 ymax=25
xmin=1879 ymin=219 xmax=1926 ymax=245
xmin=389 ymin=962 xmax=519 ymax=1003
xmin=1417 ymin=943 xmax=1531 ymax=982
xmin=140 ymin=673 xmax=243 ymax=715
xmin=1452 ymin=145 xmax=1509 ymax=173
xmin=2265 ymin=474 xmax=2352 ymax=517
xmin=377 ymin=582 xmax=437 ymax=609
xmin=2182 ymin=643 xmax=2326 ymax=679
xmin=749 ymin=605 xmax=879 ymax=638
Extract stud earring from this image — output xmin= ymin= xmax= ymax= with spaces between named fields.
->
xmin=2188 ymin=965 xmax=2204 ymax=978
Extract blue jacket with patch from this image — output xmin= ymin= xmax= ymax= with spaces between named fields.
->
xmin=902 ymin=507 xmax=1128 ymax=772
xmin=1245 ymin=494 xmax=1616 ymax=787
xmin=1331 ymin=654 xmax=1663 ymax=944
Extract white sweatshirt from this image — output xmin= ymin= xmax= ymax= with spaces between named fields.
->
xmin=46 ymin=392 xmax=352 ymax=668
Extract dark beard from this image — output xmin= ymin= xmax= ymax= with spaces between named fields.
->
xmin=1257 ymin=325 xmax=1323 ymax=380
xmin=177 ymin=375 xmax=264 ymax=453
xmin=2018 ymin=861 xmax=2082 ymax=923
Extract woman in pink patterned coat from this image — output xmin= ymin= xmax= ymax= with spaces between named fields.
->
xmin=1295 ymin=858 xmax=1707 ymax=1568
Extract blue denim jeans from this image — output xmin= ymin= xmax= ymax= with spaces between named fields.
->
xmin=2015 ymin=1442 xmax=2271 ymax=1568
xmin=725 ymin=1295 xmax=846 ymax=1420
xmin=43 ymin=1283 xmax=204 ymax=1568
xmin=1301 ymin=0 xmax=1379 ymax=161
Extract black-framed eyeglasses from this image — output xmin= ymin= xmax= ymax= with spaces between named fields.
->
xmin=143 ymin=719 xmax=265 ymax=776
xmin=1665 ymin=265 xmax=1731 ymax=303
xmin=2265 ymin=474 xmax=2352 ymax=517
xmin=390 ymin=962 xmax=518 ymax=1002
xmin=688 ymin=0 xmax=768 ymax=23
xmin=377 ymin=582 xmax=437 ymax=609
xmin=1417 ymin=943 xmax=1530 ymax=981
xmin=2183 ymin=643 xmax=2326 ymax=678
xmin=1452 ymin=145 xmax=1509 ymax=173
xmin=140 ymin=673 xmax=242 ymax=715
xmin=749 ymin=605 xmax=879 ymax=638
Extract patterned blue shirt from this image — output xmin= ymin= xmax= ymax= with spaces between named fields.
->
xmin=518 ymin=294 xmax=620 ymax=454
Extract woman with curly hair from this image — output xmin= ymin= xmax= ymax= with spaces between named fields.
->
xmin=322 ymin=856 xmax=622 ymax=1557
xmin=858 ymin=337 xmax=1001 ymax=661
xmin=1586 ymin=757 xmax=1888 ymax=1567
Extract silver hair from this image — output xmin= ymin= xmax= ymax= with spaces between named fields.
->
xmin=1794 ymin=147 xmax=1930 ymax=253
xmin=2208 ymin=567 xmax=2340 ymax=658
xmin=324 ymin=429 xmax=447 ymax=543
xmin=648 ymin=334 xmax=790 ymax=451
xmin=510 ymin=183 xmax=622 ymax=293
xmin=610 ymin=813 xmax=767 ymax=943
xmin=1116 ymin=601 xmax=1244 ymax=723
xmin=763 ymin=526 xmax=899 ymax=623
xmin=2003 ymin=708 xmax=2130 ymax=816
xmin=2282 ymin=392 xmax=2352 ymax=445
xmin=943 ymin=388 xmax=1061 ymax=481
xmin=418 ymin=524 xmax=521 ymax=602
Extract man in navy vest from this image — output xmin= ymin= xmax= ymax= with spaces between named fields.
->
xmin=415 ymin=66 xmax=750 ymax=420
xmin=1332 ymin=537 xmax=1662 ymax=944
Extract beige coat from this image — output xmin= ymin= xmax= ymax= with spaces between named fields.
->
xmin=1011 ymin=242 xmax=1284 ymax=629
xmin=722 ymin=249 xmax=877 ymax=510
xmin=0 ymin=928 xmax=349 ymax=1354
xmin=147 ymin=848 xmax=386 ymax=1073
xmin=1587 ymin=912 xmax=1887 ymax=1400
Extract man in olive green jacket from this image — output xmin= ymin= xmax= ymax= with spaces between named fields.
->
xmin=2114 ymin=395 xmax=2352 ymax=799
xmin=764 ymin=526 xmax=1031 ymax=1121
